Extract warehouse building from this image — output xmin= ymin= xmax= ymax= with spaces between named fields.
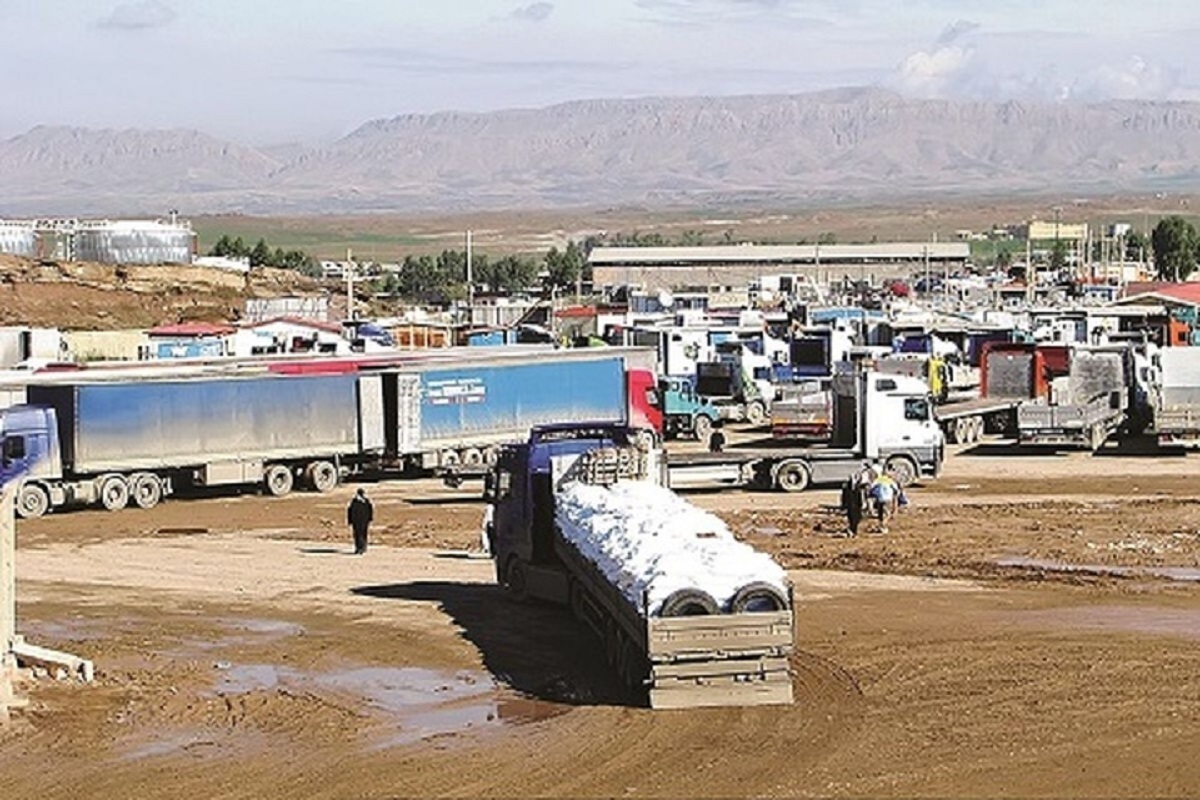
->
xmin=588 ymin=243 xmax=971 ymax=293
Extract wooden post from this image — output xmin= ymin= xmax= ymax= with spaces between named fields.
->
xmin=1 ymin=482 xmax=17 ymax=723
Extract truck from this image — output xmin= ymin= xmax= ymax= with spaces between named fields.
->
xmin=486 ymin=422 xmax=794 ymax=709
xmin=5 ymin=371 xmax=379 ymax=518
xmin=0 ymin=347 xmax=662 ymax=516
xmin=1015 ymin=345 xmax=1133 ymax=451
xmin=667 ymin=369 xmax=943 ymax=492
xmin=933 ymin=342 xmax=1059 ymax=445
xmin=769 ymin=379 xmax=833 ymax=442
xmin=693 ymin=355 xmax=770 ymax=426
xmin=659 ymin=375 xmax=721 ymax=441
xmin=1148 ymin=347 xmax=1200 ymax=448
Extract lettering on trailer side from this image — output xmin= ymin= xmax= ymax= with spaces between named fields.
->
xmin=425 ymin=377 xmax=487 ymax=406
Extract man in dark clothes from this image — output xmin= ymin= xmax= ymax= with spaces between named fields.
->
xmin=840 ymin=474 xmax=866 ymax=537
xmin=708 ymin=421 xmax=726 ymax=453
xmin=347 ymin=488 xmax=374 ymax=555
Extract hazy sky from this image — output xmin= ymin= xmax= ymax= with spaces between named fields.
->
xmin=2 ymin=0 xmax=1197 ymax=144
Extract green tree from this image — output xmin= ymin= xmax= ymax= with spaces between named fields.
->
xmin=1151 ymin=216 xmax=1199 ymax=281
xmin=248 ymin=238 xmax=272 ymax=268
xmin=208 ymin=234 xmax=235 ymax=257
xmin=544 ymin=241 xmax=585 ymax=289
xmin=1125 ymin=230 xmax=1148 ymax=261
xmin=995 ymin=247 xmax=1013 ymax=270
xmin=1049 ymin=239 xmax=1069 ymax=271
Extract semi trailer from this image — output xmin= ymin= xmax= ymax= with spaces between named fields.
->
xmin=667 ymin=369 xmax=943 ymax=492
xmin=485 ymin=422 xmax=794 ymax=709
xmin=0 ymin=348 xmax=661 ymax=516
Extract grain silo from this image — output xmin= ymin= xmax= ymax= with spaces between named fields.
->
xmin=74 ymin=219 xmax=196 ymax=265
xmin=0 ymin=221 xmax=40 ymax=258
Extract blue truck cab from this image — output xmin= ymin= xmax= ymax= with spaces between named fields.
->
xmin=0 ymin=405 xmax=63 ymax=517
xmin=659 ymin=376 xmax=720 ymax=441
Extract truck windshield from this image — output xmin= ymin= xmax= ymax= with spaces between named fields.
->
xmin=903 ymin=397 xmax=931 ymax=421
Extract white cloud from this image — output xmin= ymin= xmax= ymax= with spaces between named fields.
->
xmin=97 ymin=1 xmax=176 ymax=30
xmin=1071 ymin=56 xmax=1174 ymax=101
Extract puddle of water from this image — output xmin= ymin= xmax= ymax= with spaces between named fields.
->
xmin=125 ymin=732 xmax=219 ymax=761
xmin=1013 ymin=606 xmax=1200 ymax=640
xmin=208 ymin=662 xmax=567 ymax=747
xmin=996 ymin=556 xmax=1200 ymax=583
xmin=221 ymin=618 xmax=305 ymax=638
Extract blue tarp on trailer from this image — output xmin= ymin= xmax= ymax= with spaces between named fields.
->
xmin=418 ymin=358 xmax=626 ymax=446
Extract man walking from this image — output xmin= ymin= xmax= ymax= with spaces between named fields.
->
xmin=347 ymin=488 xmax=374 ymax=555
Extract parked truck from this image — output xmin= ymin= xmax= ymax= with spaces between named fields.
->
xmin=1016 ymin=345 xmax=1132 ymax=451
xmin=0 ymin=347 xmax=662 ymax=516
xmin=486 ymin=422 xmax=794 ymax=709
xmin=4 ymin=371 xmax=379 ymax=518
xmin=933 ymin=342 xmax=1058 ymax=445
xmin=1148 ymin=347 xmax=1200 ymax=448
xmin=658 ymin=375 xmax=721 ymax=441
xmin=667 ymin=369 xmax=943 ymax=492
xmin=769 ymin=379 xmax=833 ymax=442
xmin=693 ymin=356 xmax=770 ymax=426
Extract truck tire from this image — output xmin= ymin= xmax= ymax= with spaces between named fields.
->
xmin=264 ymin=464 xmax=294 ymax=497
xmin=99 ymin=475 xmax=129 ymax=511
xmin=693 ymin=414 xmax=712 ymax=442
xmin=745 ymin=400 xmax=767 ymax=426
xmin=659 ymin=588 xmax=719 ymax=617
xmin=305 ymin=461 xmax=338 ymax=493
xmin=16 ymin=484 xmax=50 ymax=519
xmin=884 ymin=455 xmax=918 ymax=488
xmin=952 ymin=418 xmax=968 ymax=444
xmin=773 ymin=460 xmax=811 ymax=493
xmin=969 ymin=416 xmax=984 ymax=443
xmin=503 ymin=556 xmax=529 ymax=601
xmin=131 ymin=473 xmax=163 ymax=510
xmin=729 ymin=581 xmax=789 ymax=613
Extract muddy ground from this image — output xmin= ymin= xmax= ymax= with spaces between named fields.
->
xmin=3 ymin=445 xmax=1199 ymax=798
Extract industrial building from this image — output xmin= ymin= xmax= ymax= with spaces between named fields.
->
xmin=0 ymin=217 xmax=196 ymax=265
xmin=588 ymin=243 xmax=971 ymax=293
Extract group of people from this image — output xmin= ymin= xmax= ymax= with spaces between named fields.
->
xmin=840 ymin=461 xmax=906 ymax=536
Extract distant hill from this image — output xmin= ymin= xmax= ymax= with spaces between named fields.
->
xmin=5 ymin=88 xmax=1200 ymax=215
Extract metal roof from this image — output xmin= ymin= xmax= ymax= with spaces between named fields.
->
xmin=588 ymin=243 xmax=970 ymax=265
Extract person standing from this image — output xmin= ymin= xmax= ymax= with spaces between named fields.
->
xmin=840 ymin=473 xmax=865 ymax=537
xmin=347 ymin=488 xmax=374 ymax=555
xmin=868 ymin=472 xmax=898 ymax=534
xmin=708 ymin=421 xmax=727 ymax=453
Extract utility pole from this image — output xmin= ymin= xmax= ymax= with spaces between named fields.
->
xmin=465 ymin=230 xmax=474 ymax=328
xmin=345 ymin=248 xmax=355 ymax=322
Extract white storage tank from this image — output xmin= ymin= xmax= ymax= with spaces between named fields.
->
xmin=74 ymin=219 xmax=195 ymax=265
xmin=0 ymin=221 xmax=39 ymax=257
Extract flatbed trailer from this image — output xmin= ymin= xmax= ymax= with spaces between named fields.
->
xmin=488 ymin=423 xmax=795 ymax=709
xmin=934 ymin=397 xmax=1021 ymax=444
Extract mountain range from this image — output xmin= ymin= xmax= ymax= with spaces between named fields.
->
xmin=4 ymin=87 xmax=1200 ymax=216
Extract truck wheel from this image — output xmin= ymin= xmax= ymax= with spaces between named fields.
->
xmin=970 ymin=416 xmax=984 ymax=443
xmin=305 ymin=461 xmax=338 ymax=493
xmin=774 ymin=461 xmax=811 ymax=493
xmin=885 ymin=456 xmax=918 ymax=488
xmin=730 ymin=581 xmax=789 ymax=613
xmin=503 ymin=557 xmax=529 ymax=601
xmin=99 ymin=475 xmax=129 ymax=511
xmin=265 ymin=464 xmax=294 ymax=497
xmin=660 ymin=588 xmax=719 ymax=617
xmin=462 ymin=448 xmax=484 ymax=468
xmin=16 ymin=484 xmax=50 ymax=519
xmin=952 ymin=418 xmax=967 ymax=444
xmin=693 ymin=414 xmax=712 ymax=442
xmin=131 ymin=473 xmax=163 ymax=510
xmin=746 ymin=401 xmax=767 ymax=427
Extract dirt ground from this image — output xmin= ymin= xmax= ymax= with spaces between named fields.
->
xmin=3 ymin=446 xmax=1200 ymax=799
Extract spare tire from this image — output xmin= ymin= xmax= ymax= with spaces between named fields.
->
xmin=659 ymin=588 xmax=719 ymax=617
xmin=729 ymin=581 xmax=789 ymax=613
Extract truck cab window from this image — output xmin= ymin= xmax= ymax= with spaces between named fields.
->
xmin=3 ymin=436 xmax=26 ymax=463
xmin=904 ymin=398 xmax=931 ymax=422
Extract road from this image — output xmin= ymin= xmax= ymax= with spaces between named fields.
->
xmin=2 ymin=445 xmax=1198 ymax=798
